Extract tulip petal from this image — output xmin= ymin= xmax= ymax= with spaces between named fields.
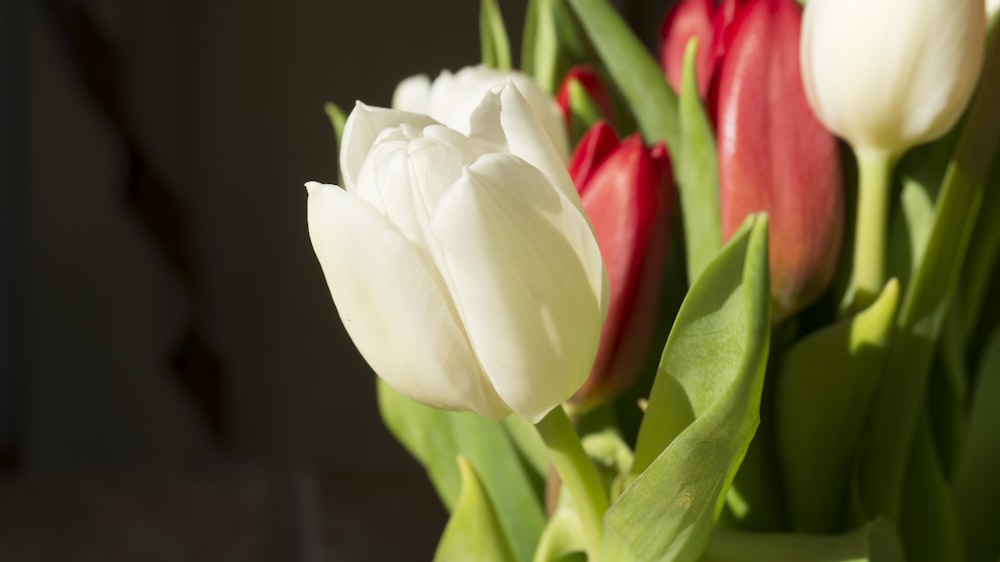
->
xmin=432 ymin=154 xmax=608 ymax=422
xmin=470 ymin=84 xmax=582 ymax=215
xmin=391 ymin=73 xmax=432 ymax=114
xmin=340 ymin=103 xmax=438 ymax=192
xmin=306 ymin=182 xmax=509 ymax=419
xmin=568 ymin=121 xmax=620 ymax=196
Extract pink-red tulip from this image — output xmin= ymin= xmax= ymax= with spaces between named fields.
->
xmin=716 ymin=0 xmax=842 ymax=319
xmin=568 ymin=122 xmax=675 ymax=409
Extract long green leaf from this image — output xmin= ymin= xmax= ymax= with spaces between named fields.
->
xmin=434 ymin=457 xmax=517 ymax=562
xmin=676 ymin=37 xmax=723 ymax=283
xmin=606 ymin=214 xmax=770 ymax=562
xmin=378 ymin=382 xmax=544 ymax=562
xmin=480 ymin=0 xmax=512 ymax=70
xmin=521 ymin=0 xmax=594 ymax=94
xmin=777 ymin=279 xmax=900 ymax=533
xmin=565 ymin=0 xmax=679 ymax=151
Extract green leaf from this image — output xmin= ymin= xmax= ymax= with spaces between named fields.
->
xmin=480 ymin=0 xmax=512 ymax=70
xmin=532 ymin=505 xmax=587 ymax=562
xmin=899 ymin=414 xmax=965 ymax=562
xmin=377 ymin=382 xmax=544 ymax=562
xmin=698 ymin=518 xmax=905 ymax=562
xmin=606 ymin=214 xmax=771 ymax=562
xmin=776 ymin=279 xmax=900 ymax=533
xmin=565 ymin=0 xmax=679 ymax=152
xmin=324 ymin=102 xmax=347 ymax=145
xmin=324 ymin=102 xmax=348 ymax=185
xmin=521 ymin=0 xmax=594 ymax=94
xmin=953 ymin=327 xmax=1000 ymax=562
xmin=859 ymin=30 xmax=1000 ymax=520
xmin=533 ymin=473 xmax=587 ymax=562
xmin=434 ymin=457 xmax=517 ymax=562
xmin=676 ymin=37 xmax=723 ymax=283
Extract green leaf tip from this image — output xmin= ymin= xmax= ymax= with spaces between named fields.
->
xmin=434 ymin=457 xmax=517 ymax=562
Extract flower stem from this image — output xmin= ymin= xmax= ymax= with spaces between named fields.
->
xmin=534 ymin=405 xmax=608 ymax=561
xmin=843 ymin=150 xmax=895 ymax=313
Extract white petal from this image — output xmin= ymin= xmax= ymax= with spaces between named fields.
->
xmin=340 ymin=103 xmax=438 ymax=192
xmin=470 ymin=83 xmax=584 ymax=216
xmin=306 ymin=182 xmax=509 ymax=419
xmin=354 ymin=124 xmax=485 ymax=266
xmin=417 ymin=65 xmax=569 ymax=159
xmin=801 ymin=0 xmax=985 ymax=156
xmin=431 ymin=154 xmax=608 ymax=422
xmin=391 ymin=74 xmax=432 ymax=113
xmin=507 ymin=72 xmax=571 ymax=161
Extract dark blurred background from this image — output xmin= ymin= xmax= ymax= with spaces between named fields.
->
xmin=0 ymin=0 xmax=671 ymax=560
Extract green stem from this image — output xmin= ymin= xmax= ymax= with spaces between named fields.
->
xmin=535 ymin=405 xmax=608 ymax=561
xmin=844 ymin=150 xmax=896 ymax=313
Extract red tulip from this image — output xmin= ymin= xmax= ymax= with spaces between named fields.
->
xmin=659 ymin=0 xmax=743 ymax=99
xmin=556 ymin=65 xmax=618 ymax=142
xmin=716 ymin=0 xmax=843 ymax=319
xmin=568 ymin=122 xmax=675 ymax=409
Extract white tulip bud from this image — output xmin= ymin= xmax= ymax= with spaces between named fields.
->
xmin=800 ymin=0 xmax=986 ymax=159
xmin=307 ymin=83 xmax=608 ymax=422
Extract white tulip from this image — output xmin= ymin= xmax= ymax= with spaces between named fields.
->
xmin=307 ymin=83 xmax=608 ymax=422
xmin=800 ymin=0 xmax=986 ymax=159
xmin=392 ymin=65 xmax=571 ymax=161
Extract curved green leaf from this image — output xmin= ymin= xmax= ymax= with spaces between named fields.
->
xmin=606 ymin=214 xmax=770 ymax=562
xmin=777 ymin=279 xmax=900 ymax=533
xmin=434 ymin=457 xmax=517 ymax=562
xmin=378 ymin=382 xmax=544 ymax=562
xmin=699 ymin=518 xmax=905 ymax=562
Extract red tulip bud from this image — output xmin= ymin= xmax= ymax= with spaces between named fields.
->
xmin=716 ymin=0 xmax=843 ymax=320
xmin=556 ymin=65 xmax=618 ymax=141
xmin=660 ymin=0 xmax=743 ymax=99
xmin=568 ymin=122 xmax=675 ymax=409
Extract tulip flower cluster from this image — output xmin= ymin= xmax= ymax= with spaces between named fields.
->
xmin=306 ymin=0 xmax=999 ymax=560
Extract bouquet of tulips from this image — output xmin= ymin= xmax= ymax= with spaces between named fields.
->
xmin=306 ymin=0 xmax=1000 ymax=560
